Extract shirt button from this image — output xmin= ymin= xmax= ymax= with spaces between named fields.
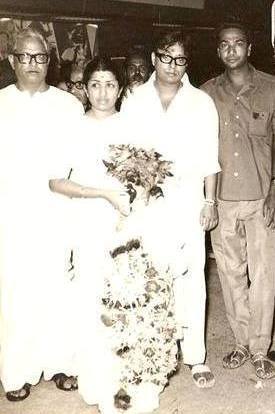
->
xmin=234 ymin=152 xmax=239 ymax=157
xmin=236 ymin=115 xmax=239 ymax=119
xmin=234 ymin=172 xmax=239 ymax=177
xmin=236 ymin=96 xmax=240 ymax=100
xmin=235 ymin=133 xmax=239 ymax=138
xmin=224 ymin=121 xmax=228 ymax=126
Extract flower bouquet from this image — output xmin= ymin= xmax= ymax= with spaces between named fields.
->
xmin=103 ymin=144 xmax=173 ymax=206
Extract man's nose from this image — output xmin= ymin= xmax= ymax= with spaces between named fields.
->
xmin=29 ymin=56 xmax=38 ymax=66
xmin=227 ymin=44 xmax=236 ymax=55
xmin=133 ymin=67 xmax=141 ymax=75
xmin=169 ymin=59 xmax=176 ymax=68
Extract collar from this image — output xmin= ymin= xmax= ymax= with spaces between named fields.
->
xmin=217 ymin=63 xmax=259 ymax=89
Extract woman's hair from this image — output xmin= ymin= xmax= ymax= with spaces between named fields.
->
xmin=11 ymin=27 xmax=49 ymax=54
xmin=83 ymin=56 xmax=123 ymax=87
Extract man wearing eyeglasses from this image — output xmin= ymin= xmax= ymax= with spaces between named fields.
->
xmin=121 ymin=31 xmax=220 ymax=388
xmin=0 ymin=28 xmax=83 ymax=402
xmin=202 ymin=22 xmax=275 ymax=380
xmin=57 ymin=60 xmax=89 ymax=110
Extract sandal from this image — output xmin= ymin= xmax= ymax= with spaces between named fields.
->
xmin=6 ymin=383 xmax=31 ymax=402
xmin=52 ymin=373 xmax=78 ymax=391
xmin=190 ymin=364 xmax=215 ymax=389
xmin=251 ymin=353 xmax=275 ymax=380
xmin=223 ymin=345 xmax=250 ymax=369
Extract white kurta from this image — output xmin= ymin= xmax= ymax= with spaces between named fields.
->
xmin=0 ymin=85 xmax=84 ymax=391
xmin=121 ymin=72 xmax=220 ymax=365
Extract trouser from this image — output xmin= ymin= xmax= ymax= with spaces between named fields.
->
xmin=173 ymin=210 xmax=207 ymax=366
xmin=211 ymin=199 xmax=275 ymax=355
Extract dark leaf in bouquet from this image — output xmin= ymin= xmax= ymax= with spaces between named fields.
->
xmin=154 ymin=151 xmax=162 ymax=159
xmin=114 ymin=388 xmax=131 ymax=410
xmin=114 ymin=300 xmax=122 ymax=309
xmin=132 ymin=376 xmax=142 ymax=385
xmin=126 ymin=239 xmax=140 ymax=251
xmin=125 ymin=170 xmax=136 ymax=183
xmin=126 ymin=183 xmax=137 ymax=203
xmin=110 ymin=245 xmax=126 ymax=258
xmin=116 ymin=345 xmax=130 ymax=356
xmin=102 ymin=159 xmax=115 ymax=171
xmin=150 ymin=186 xmax=164 ymax=199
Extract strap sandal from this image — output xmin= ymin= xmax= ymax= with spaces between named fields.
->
xmin=6 ymin=383 xmax=31 ymax=402
xmin=223 ymin=344 xmax=250 ymax=369
xmin=52 ymin=373 xmax=78 ymax=391
xmin=190 ymin=364 xmax=215 ymax=388
xmin=251 ymin=352 xmax=275 ymax=380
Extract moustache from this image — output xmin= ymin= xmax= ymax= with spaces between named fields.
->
xmin=130 ymin=74 xmax=144 ymax=83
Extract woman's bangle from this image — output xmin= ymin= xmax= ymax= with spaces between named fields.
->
xmin=204 ymin=198 xmax=217 ymax=206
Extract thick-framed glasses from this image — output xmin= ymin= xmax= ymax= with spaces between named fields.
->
xmin=66 ymin=80 xmax=84 ymax=90
xmin=13 ymin=53 xmax=49 ymax=64
xmin=155 ymin=52 xmax=187 ymax=66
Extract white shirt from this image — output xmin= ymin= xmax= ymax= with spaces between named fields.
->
xmin=121 ymin=72 xmax=220 ymax=191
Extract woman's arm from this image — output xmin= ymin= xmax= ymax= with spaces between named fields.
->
xmin=49 ymin=178 xmax=130 ymax=216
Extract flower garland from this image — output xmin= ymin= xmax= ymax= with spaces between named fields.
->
xmin=101 ymin=239 xmax=178 ymax=411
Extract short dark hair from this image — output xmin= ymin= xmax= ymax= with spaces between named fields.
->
xmin=125 ymin=45 xmax=150 ymax=67
xmin=215 ymin=22 xmax=252 ymax=46
xmin=83 ymin=56 xmax=123 ymax=87
xmin=153 ymin=31 xmax=191 ymax=57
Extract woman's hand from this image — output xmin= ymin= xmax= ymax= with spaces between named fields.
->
xmin=200 ymin=203 xmax=218 ymax=231
xmin=104 ymin=190 xmax=130 ymax=216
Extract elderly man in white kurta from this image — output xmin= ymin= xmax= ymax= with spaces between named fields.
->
xmin=0 ymin=28 xmax=83 ymax=401
xmin=121 ymin=31 xmax=220 ymax=388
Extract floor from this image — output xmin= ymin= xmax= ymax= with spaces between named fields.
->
xmin=1 ymin=259 xmax=275 ymax=414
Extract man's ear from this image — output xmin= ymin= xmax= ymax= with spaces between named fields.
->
xmin=151 ymin=52 xmax=156 ymax=67
xmin=217 ymin=47 xmax=221 ymax=60
xmin=248 ymin=43 xmax=252 ymax=57
xmin=8 ymin=54 xmax=15 ymax=70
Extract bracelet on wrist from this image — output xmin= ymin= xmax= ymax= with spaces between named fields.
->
xmin=204 ymin=198 xmax=217 ymax=206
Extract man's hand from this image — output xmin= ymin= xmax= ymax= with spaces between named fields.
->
xmin=263 ymin=185 xmax=275 ymax=229
xmin=200 ymin=203 xmax=218 ymax=231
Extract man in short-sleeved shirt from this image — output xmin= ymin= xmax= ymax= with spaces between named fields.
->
xmin=122 ymin=31 xmax=220 ymax=388
xmin=202 ymin=22 xmax=275 ymax=379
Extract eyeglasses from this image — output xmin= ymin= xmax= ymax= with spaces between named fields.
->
xmin=155 ymin=52 xmax=187 ymax=66
xmin=13 ymin=53 xmax=49 ymax=64
xmin=65 ymin=80 xmax=85 ymax=90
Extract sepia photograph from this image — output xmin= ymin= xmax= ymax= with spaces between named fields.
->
xmin=0 ymin=1 xmax=275 ymax=414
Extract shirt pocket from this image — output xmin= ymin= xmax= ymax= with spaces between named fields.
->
xmin=249 ymin=110 xmax=268 ymax=136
